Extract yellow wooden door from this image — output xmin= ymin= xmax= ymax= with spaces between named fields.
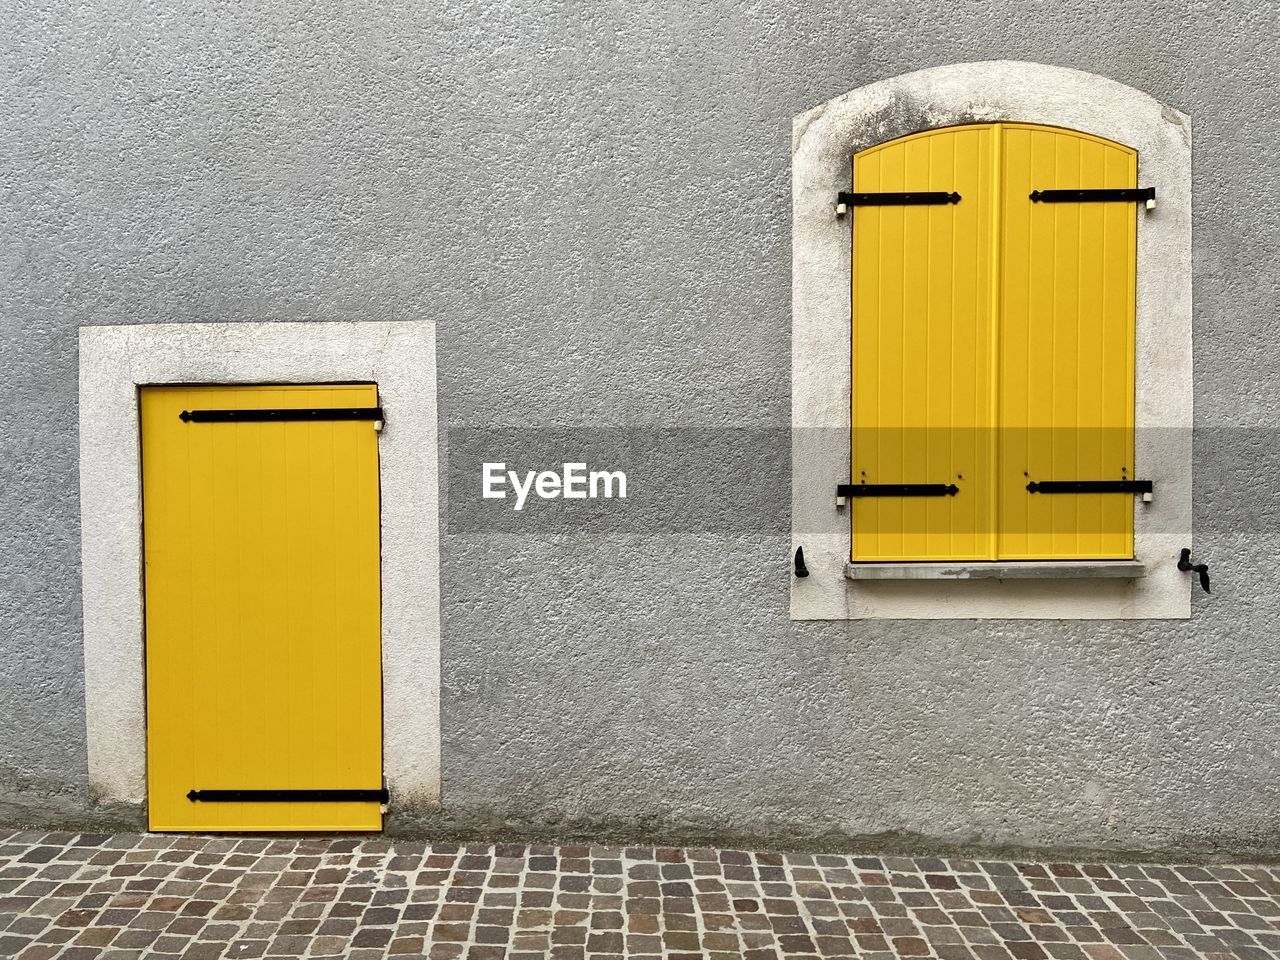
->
xmin=997 ymin=124 xmax=1137 ymax=559
xmin=851 ymin=124 xmax=997 ymax=560
xmin=142 ymin=384 xmax=383 ymax=831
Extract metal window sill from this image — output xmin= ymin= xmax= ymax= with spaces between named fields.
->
xmin=845 ymin=561 xmax=1146 ymax=581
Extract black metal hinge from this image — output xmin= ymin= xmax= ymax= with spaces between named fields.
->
xmin=187 ymin=788 xmax=389 ymax=803
xmin=1026 ymin=480 xmax=1153 ymax=495
xmin=837 ymin=483 xmax=959 ymax=497
xmin=179 ymin=408 xmax=384 ymax=424
xmin=1030 ymin=187 xmax=1156 ymax=209
xmin=835 ymin=191 xmax=960 ymax=215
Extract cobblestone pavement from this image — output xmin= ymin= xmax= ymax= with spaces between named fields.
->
xmin=1 ymin=831 xmax=1278 ymax=959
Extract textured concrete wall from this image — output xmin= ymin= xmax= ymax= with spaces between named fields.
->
xmin=2 ymin=1 xmax=1278 ymax=855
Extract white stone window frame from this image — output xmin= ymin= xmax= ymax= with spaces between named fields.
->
xmin=790 ymin=61 xmax=1193 ymax=620
xmin=79 ymin=321 xmax=441 ymax=816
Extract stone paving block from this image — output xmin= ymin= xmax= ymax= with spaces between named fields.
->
xmin=0 ymin=835 xmax=1277 ymax=957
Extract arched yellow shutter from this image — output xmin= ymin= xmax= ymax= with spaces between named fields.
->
xmin=850 ymin=125 xmax=997 ymax=561
xmin=850 ymin=123 xmax=1138 ymax=563
xmin=997 ymin=125 xmax=1137 ymax=559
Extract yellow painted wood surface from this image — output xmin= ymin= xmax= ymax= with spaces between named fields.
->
xmin=997 ymin=125 xmax=1137 ymax=559
xmin=141 ymin=384 xmax=383 ymax=831
xmin=851 ymin=123 xmax=1138 ymax=561
xmin=851 ymin=125 xmax=997 ymax=561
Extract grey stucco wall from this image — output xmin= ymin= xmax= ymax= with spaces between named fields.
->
xmin=2 ymin=1 xmax=1279 ymax=855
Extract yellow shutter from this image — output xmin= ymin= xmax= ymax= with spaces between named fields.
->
xmin=142 ymin=384 xmax=383 ymax=831
xmin=850 ymin=125 xmax=997 ymax=561
xmin=851 ymin=123 xmax=1138 ymax=562
xmin=997 ymin=124 xmax=1137 ymax=559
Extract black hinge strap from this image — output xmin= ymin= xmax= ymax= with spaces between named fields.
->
xmin=1030 ymin=188 xmax=1155 ymax=205
xmin=837 ymin=483 xmax=959 ymax=497
xmin=837 ymin=191 xmax=961 ymax=207
xmin=179 ymin=408 xmax=384 ymax=423
xmin=187 ymin=789 xmax=389 ymax=803
xmin=1026 ymin=480 xmax=1153 ymax=494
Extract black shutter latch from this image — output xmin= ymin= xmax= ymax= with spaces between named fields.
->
xmin=794 ymin=547 xmax=809 ymax=578
xmin=1177 ymin=548 xmax=1210 ymax=594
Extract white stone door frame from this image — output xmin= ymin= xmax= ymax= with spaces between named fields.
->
xmin=790 ymin=61 xmax=1193 ymax=620
xmin=78 ymin=321 xmax=441 ymax=817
